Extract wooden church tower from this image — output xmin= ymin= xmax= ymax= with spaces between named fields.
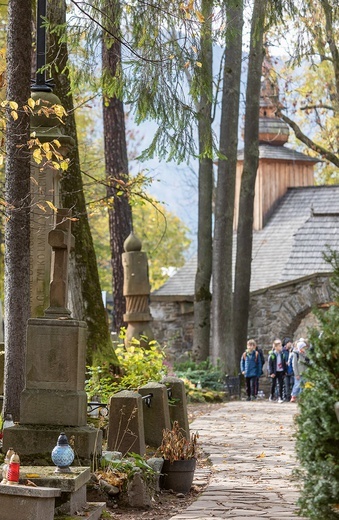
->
xmin=234 ymin=54 xmax=318 ymax=231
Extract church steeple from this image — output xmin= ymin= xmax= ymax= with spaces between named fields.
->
xmin=258 ymin=52 xmax=289 ymax=146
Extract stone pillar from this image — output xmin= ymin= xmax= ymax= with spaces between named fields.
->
xmin=107 ymin=390 xmax=146 ymax=456
xmin=162 ymin=376 xmax=190 ymax=439
xmin=139 ymin=382 xmax=171 ymax=448
xmin=122 ymin=233 xmax=153 ymax=346
xmin=30 ymin=90 xmax=74 ymax=318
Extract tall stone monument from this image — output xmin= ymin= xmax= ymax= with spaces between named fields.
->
xmin=3 ymin=210 xmax=101 ymax=463
xmin=30 ymin=91 xmax=74 ymax=318
xmin=122 ymin=233 xmax=154 ymax=346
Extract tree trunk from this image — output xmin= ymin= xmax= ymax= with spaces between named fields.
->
xmin=192 ymin=0 xmax=213 ymax=362
xmin=211 ymin=0 xmax=243 ymax=373
xmin=3 ymin=0 xmax=32 ymax=420
xmin=233 ymin=0 xmax=268 ymax=360
xmin=48 ymin=0 xmax=115 ymax=365
xmin=102 ymin=0 xmax=132 ymax=333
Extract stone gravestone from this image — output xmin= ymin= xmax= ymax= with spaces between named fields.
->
xmin=3 ymin=209 xmax=101 ymax=463
xmin=122 ymin=232 xmax=154 ymax=346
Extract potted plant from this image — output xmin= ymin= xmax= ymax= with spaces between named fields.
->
xmin=156 ymin=421 xmax=199 ymax=493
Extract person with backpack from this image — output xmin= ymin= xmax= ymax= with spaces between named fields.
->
xmin=268 ymin=339 xmax=287 ymax=403
xmin=282 ymin=337 xmax=294 ymax=401
xmin=290 ymin=339 xmax=310 ymax=402
xmin=240 ymin=339 xmax=262 ymax=401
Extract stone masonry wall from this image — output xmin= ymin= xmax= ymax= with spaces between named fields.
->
xmin=150 ymin=273 xmax=332 ymax=364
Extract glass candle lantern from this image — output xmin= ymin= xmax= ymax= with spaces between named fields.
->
xmin=51 ymin=432 xmax=74 ymax=473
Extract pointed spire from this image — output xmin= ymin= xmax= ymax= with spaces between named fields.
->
xmin=259 ymin=49 xmax=289 ymax=146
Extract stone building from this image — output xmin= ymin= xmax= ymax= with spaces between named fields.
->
xmin=150 ymin=59 xmax=339 ymax=361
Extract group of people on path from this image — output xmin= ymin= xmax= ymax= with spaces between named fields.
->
xmin=240 ymin=337 xmax=311 ymax=402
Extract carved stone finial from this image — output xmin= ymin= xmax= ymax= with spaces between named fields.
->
xmin=124 ymin=232 xmax=142 ymax=252
xmin=122 ymin=232 xmax=153 ymax=347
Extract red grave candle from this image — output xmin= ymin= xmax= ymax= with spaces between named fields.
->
xmin=7 ymin=453 xmax=20 ymax=484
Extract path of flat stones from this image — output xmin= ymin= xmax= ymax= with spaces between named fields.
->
xmin=170 ymin=400 xmax=306 ymax=520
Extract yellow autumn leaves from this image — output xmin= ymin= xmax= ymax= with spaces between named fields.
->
xmin=0 ymin=96 xmax=70 ymax=172
xmin=30 ymin=139 xmax=69 ymax=172
xmin=180 ymin=0 xmax=205 ymax=22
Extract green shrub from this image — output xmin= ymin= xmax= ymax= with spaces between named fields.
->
xmin=295 ymin=251 xmax=339 ymax=519
xmin=174 ymin=359 xmax=224 ymax=391
xmin=85 ymin=338 xmax=167 ymax=402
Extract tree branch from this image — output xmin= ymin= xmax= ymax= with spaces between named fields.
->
xmin=300 ymin=103 xmax=335 ymax=112
xmin=277 ymin=109 xmax=339 ymax=168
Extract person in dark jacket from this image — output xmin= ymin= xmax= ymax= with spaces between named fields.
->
xmin=268 ymin=339 xmax=287 ymax=403
xmin=254 ymin=344 xmax=265 ymax=397
xmin=240 ymin=339 xmax=262 ymax=401
xmin=282 ymin=337 xmax=294 ymax=401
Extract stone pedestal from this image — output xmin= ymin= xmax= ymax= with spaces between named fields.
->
xmin=20 ymin=466 xmax=89 ymax=515
xmin=0 ymin=483 xmax=60 ymax=520
xmin=20 ymin=318 xmax=87 ymax=426
xmin=3 ymin=318 xmax=102 ymax=464
xmin=139 ymin=382 xmax=171 ymax=447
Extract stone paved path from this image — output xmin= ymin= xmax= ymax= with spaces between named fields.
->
xmin=170 ymin=400 xmax=306 ymax=519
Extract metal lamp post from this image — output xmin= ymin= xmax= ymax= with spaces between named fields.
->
xmin=31 ymin=0 xmax=53 ymax=92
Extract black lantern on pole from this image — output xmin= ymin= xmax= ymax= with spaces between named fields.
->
xmin=31 ymin=0 xmax=54 ymax=92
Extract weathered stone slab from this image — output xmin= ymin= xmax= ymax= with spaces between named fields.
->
xmin=20 ymin=318 xmax=87 ymax=426
xmin=19 ymin=466 xmax=90 ymax=515
xmin=161 ymin=376 xmax=190 ymax=438
xmin=0 ymin=483 xmax=60 ymax=520
xmin=107 ymin=390 xmax=145 ymax=456
xmin=3 ymin=425 xmax=101 ymax=465
xmin=139 ymin=382 xmax=171 ymax=448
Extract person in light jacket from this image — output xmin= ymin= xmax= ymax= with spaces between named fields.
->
xmin=290 ymin=339 xmax=310 ymax=402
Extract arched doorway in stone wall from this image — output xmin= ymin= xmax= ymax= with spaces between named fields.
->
xmin=248 ymin=273 xmax=332 ymax=348
xmin=292 ymin=310 xmax=321 ymax=342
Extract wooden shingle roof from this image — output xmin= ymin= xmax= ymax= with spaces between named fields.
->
xmin=153 ymin=185 xmax=339 ymax=297
xmin=237 ymin=144 xmax=319 ymax=162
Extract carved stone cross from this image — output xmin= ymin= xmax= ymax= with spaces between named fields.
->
xmin=44 ymin=208 xmax=74 ymax=318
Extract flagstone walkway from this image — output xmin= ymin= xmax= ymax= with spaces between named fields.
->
xmin=170 ymin=400 xmax=306 ymax=520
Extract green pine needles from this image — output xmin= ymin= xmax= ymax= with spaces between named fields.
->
xmin=295 ymin=251 xmax=339 ymax=519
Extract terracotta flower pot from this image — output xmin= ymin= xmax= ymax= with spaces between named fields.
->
xmin=160 ymin=458 xmax=196 ymax=493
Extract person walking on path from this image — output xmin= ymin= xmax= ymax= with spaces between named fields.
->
xmin=240 ymin=339 xmax=262 ymax=401
xmin=290 ymin=339 xmax=310 ymax=402
xmin=268 ymin=338 xmax=287 ymax=403
xmin=254 ymin=343 xmax=265 ymax=397
xmin=282 ymin=337 xmax=294 ymax=401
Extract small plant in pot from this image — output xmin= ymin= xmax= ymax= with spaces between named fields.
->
xmin=156 ymin=420 xmax=199 ymax=493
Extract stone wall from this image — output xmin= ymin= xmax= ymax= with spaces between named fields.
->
xmin=150 ymin=273 xmax=332 ymax=363
xmin=150 ymin=298 xmax=194 ymax=364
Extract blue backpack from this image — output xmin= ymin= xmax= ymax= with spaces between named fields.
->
xmin=287 ymin=351 xmax=297 ymax=375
